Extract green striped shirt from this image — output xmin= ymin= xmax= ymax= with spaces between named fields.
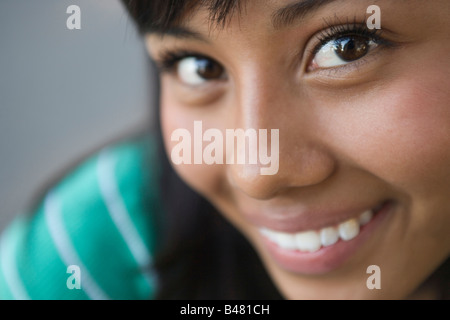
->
xmin=0 ymin=136 xmax=162 ymax=299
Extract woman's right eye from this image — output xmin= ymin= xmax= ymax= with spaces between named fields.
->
xmin=176 ymin=56 xmax=226 ymax=86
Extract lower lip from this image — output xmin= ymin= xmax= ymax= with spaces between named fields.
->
xmin=259 ymin=201 xmax=393 ymax=275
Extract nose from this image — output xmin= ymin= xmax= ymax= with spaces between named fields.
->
xmin=226 ymin=68 xmax=336 ymax=200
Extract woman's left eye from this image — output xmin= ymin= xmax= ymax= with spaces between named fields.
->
xmin=176 ymin=56 xmax=225 ymax=86
xmin=311 ymin=35 xmax=379 ymax=69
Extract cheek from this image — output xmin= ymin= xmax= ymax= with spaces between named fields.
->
xmin=160 ymin=86 xmax=227 ymax=199
xmin=336 ymin=76 xmax=450 ymax=194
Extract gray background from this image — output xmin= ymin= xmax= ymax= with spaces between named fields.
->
xmin=0 ymin=0 xmax=155 ymax=232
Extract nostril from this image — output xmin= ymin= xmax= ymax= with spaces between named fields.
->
xmin=226 ymin=163 xmax=287 ymax=200
xmin=282 ymin=146 xmax=337 ymax=189
xmin=227 ymin=164 xmax=279 ymax=200
xmin=227 ymin=145 xmax=336 ymax=200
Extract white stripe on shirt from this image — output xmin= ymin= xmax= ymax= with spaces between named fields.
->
xmin=97 ymin=149 xmax=154 ymax=287
xmin=44 ymin=191 xmax=109 ymax=300
xmin=0 ymin=219 xmax=30 ymax=300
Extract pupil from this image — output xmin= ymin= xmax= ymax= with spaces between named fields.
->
xmin=335 ymin=36 xmax=369 ymax=62
xmin=196 ymin=58 xmax=223 ymax=79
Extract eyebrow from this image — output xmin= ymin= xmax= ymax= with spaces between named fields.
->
xmin=271 ymin=0 xmax=338 ymax=29
xmin=153 ymin=26 xmax=208 ymax=42
xmin=157 ymin=0 xmax=339 ymax=40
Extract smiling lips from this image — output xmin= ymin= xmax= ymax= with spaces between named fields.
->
xmin=254 ymin=200 xmax=393 ymax=275
xmin=257 ymin=197 xmax=393 ymax=255
xmin=259 ymin=209 xmax=374 ymax=253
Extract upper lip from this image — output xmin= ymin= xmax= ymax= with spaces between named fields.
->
xmin=242 ymin=201 xmax=386 ymax=233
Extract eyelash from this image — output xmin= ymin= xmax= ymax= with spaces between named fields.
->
xmin=155 ymin=20 xmax=392 ymax=74
xmin=155 ymin=50 xmax=211 ymax=73
xmin=311 ymin=20 xmax=389 ymax=55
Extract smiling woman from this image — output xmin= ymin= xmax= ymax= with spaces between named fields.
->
xmin=123 ymin=0 xmax=450 ymax=299
xmin=1 ymin=0 xmax=449 ymax=300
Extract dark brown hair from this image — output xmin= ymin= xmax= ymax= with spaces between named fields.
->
xmin=121 ymin=0 xmax=241 ymax=33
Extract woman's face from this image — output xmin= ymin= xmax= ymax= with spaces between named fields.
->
xmin=146 ymin=0 xmax=450 ymax=299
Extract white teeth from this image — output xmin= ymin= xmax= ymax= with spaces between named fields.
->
xmin=320 ymin=227 xmax=339 ymax=247
xmin=338 ymin=218 xmax=360 ymax=241
xmin=259 ymin=208 xmax=375 ymax=252
xmin=275 ymin=233 xmax=297 ymax=250
xmin=295 ymin=231 xmax=321 ymax=253
xmin=260 ymin=228 xmax=277 ymax=242
xmin=358 ymin=210 xmax=373 ymax=226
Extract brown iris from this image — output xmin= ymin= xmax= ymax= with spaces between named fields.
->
xmin=195 ymin=57 xmax=224 ymax=80
xmin=334 ymin=36 xmax=370 ymax=62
